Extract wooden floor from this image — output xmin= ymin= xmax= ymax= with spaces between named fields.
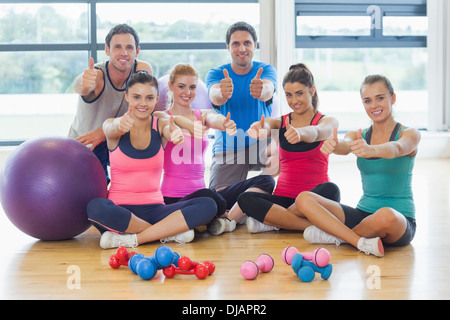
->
xmin=0 ymin=158 xmax=449 ymax=301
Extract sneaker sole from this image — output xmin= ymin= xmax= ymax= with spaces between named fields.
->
xmin=377 ymin=238 xmax=385 ymax=257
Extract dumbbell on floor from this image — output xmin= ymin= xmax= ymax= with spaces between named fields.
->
xmin=282 ymin=246 xmax=331 ymax=267
xmin=163 ymin=256 xmax=215 ymax=280
xmin=127 ymin=245 xmax=179 ymax=280
xmin=240 ymin=254 xmax=274 ymax=280
xmin=291 ymin=253 xmax=332 ymax=282
xmin=109 ymin=246 xmax=137 ymax=269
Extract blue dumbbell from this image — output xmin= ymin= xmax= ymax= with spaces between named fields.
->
xmin=128 ymin=246 xmax=180 ymax=280
xmin=291 ymin=253 xmax=332 ymax=282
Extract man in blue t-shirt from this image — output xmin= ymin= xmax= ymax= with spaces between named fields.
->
xmin=206 ymin=22 xmax=277 ymax=190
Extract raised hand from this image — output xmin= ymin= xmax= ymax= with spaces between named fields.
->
xmin=223 ymin=112 xmax=237 ymax=136
xmin=169 ymin=115 xmax=184 ymax=145
xmin=284 ymin=119 xmax=302 ymax=144
xmin=193 ymin=113 xmax=208 ymax=140
xmin=320 ymin=128 xmax=339 ymax=155
xmin=350 ymin=129 xmax=372 ymax=158
xmin=117 ymin=104 xmax=135 ymax=133
xmin=220 ymin=69 xmax=234 ymax=100
xmin=250 ymin=67 xmax=264 ymax=99
xmin=81 ymin=57 xmax=97 ymax=92
xmin=248 ymin=115 xmax=268 ymax=140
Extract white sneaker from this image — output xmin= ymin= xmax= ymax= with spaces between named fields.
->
xmin=247 ymin=217 xmax=279 ymax=234
xmin=303 ymin=226 xmax=345 ymax=246
xmin=238 ymin=217 xmax=247 ymax=225
xmin=160 ymin=230 xmax=195 ymax=244
xmin=207 ymin=218 xmax=237 ymax=236
xmin=100 ymin=231 xmax=138 ymax=249
xmin=357 ymin=237 xmax=384 ymax=257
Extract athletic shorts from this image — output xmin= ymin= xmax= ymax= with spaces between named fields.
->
xmin=340 ymin=204 xmax=417 ymax=247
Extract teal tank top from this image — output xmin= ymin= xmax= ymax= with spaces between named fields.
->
xmin=356 ymin=124 xmax=416 ymax=220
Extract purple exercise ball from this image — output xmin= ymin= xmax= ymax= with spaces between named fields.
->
xmin=0 ymin=137 xmax=107 ymax=241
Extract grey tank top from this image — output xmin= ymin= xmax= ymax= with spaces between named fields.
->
xmin=68 ymin=60 xmax=137 ymax=138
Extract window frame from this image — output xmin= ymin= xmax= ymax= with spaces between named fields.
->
xmin=0 ymin=0 xmax=259 ymax=146
xmin=0 ymin=0 xmax=258 ymax=59
xmin=295 ymin=0 xmax=427 ymax=48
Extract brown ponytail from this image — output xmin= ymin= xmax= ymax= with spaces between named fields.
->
xmin=282 ymin=63 xmax=319 ymax=110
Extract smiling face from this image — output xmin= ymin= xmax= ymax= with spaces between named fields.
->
xmin=284 ymin=82 xmax=316 ymax=115
xmin=361 ymin=81 xmax=396 ymax=123
xmin=227 ymin=30 xmax=257 ymax=71
xmin=169 ymin=75 xmax=198 ymax=108
xmin=125 ymin=82 xmax=159 ymax=118
xmin=105 ymin=33 xmax=139 ymax=73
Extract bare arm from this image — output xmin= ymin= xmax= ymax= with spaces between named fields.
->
xmin=158 ymin=116 xmax=184 ymax=146
xmin=102 ymin=108 xmax=134 ymax=150
xmin=74 ymin=57 xmax=104 ymax=99
xmin=153 ymin=111 xmax=198 ymax=137
xmin=247 ymin=115 xmax=282 ymax=140
xmin=203 ymin=110 xmax=237 ymax=136
xmin=320 ymin=129 xmax=354 ymax=156
xmin=351 ymin=128 xmax=421 ymax=159
xmin=286 ymin=116 xmax=339 ymax=144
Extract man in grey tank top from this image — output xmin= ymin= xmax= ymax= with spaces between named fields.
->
xmin=68 ymin=24 xmax=152 ymax=183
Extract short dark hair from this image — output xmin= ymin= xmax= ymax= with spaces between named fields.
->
xmin=225 ymin=21 xmax=257 ymax=45
xmin=126 ymin=70 xmax=159 ymax=94
xmin=105 ymin=24 xmax=140 ymax=48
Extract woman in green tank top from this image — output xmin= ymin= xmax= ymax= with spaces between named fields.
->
xmin=295 ymin=75 xmax=421 ymax=257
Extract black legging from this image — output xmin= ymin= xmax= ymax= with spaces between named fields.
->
xmin=237 ymin=182 xmax=341 ymax=223
xmin=164 ymin=175 xmax=276 ymax=217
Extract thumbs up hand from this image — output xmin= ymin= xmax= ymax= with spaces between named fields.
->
xmin=320 ymin=128 xmax=339 ymax=155
xmin=248 ymin=115 xmax=268 ymax=140
xmin=116 ymin=104 xmax=135 ymax=133
xmin=193 ymin=113 xmax=208 ymax=140
xmin=223 ymin=112 xmax=237 ymax=136
xmin=284 ymin=119 xmax=302 ymax=144
xmin=169 ymin=115 xmax=185 ymax=145
xmin=250 ymin=67 xmax=264 ymax=99
xmin=220 ymin=68 xmax=234 ymax=100
xmin=81 ymin=57 xmax=98 ymax=92
xmin=350 ymin=129 xmax=372 ymax=158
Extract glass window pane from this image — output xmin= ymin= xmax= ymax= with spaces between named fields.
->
xmin=96 ymin=3 xmax=259 ymax=43
xmin=295 ymin=48 xmax=428 ymax=130
xmin=0 ymin=51 xmax=84 ymax=140
xmin=98 ymin=48 xmax=259 ymax=81
xmin=297 ymin=16 xmax=371 ymax=36
xmin=0 ymin=94 xmax=77 ymax=141
xmin=0 ymin=51 xmax=87 ymax=94
xmin=383 ymin=16 xmax=428 ymax=36
xmin=0 ymin=3 xmax=88 ymax=44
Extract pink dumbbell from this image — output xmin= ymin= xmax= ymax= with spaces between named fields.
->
xmin=282 ymin=246 xmax=331 ymax=268
xmin=240 ymin=254 xmax=274 ymax=280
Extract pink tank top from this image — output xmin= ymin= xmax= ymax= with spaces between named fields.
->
xmin=274 ymin=112 xmax=330 ymax=198
xmin=161 ymin=110 xmax=209 ymax=198
xmin=108 ymin=116 xmax=165 ymax=205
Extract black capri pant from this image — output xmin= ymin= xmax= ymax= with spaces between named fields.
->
xmin=238 ymin=182 xmax=341 ymax=223
xmin=87 ymin=197 xmax=217 ymax=234
xmin=164 ymin=175 xmax=276 ymax=217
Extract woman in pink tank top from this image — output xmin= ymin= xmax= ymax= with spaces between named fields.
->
xmin=239 ymin=64 xmax=340 ymax=233
xmin=87 ymin=71 xmax=218 ymax=248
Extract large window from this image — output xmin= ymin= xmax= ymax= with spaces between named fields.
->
xmin=295 ymin=0 xmax=428 ymax=131
xmin=0 ymin=0 xmax=259 ymax=143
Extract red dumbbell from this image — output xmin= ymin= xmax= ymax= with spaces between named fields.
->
xmin=108 ymin=246 xmax=137 ymax=269
xmin=163 ymin=264 xmax=210 ymax=279
xmin=177 ymin=256 xmax=215 ymax=275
